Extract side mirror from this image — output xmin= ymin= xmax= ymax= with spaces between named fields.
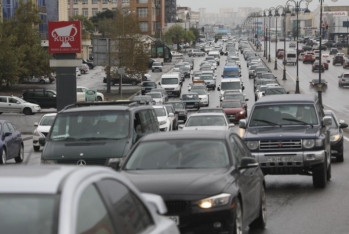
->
xmin=239 ymin=74 xmax=242 ymax=77
xmin=239 ymin=157 xmax=259 ymax=169
xmin=242 ymin=86 xmax=245 ymax=91
xmin=322 ymin=116 xmax=332 ymax=126
xmin=168 ymin=113 xmax=174 ymax=118
xmin=339 ymin=121 xmax=348 ymax=128
xmin=4 ymin=132 xmax=12 ymax=137
xmin=217 ymin=87 xmax=221 ymax=91
xmin=34 ymin=122 xmax=38 ymax=127
xmin=245 ymin=98 xmax=249 ymax=101
xmin=142 ymin=193 xmax=167 ymax=215
xmin=239 ymin=119 xmax=247 ymax=129
xmin=39 ymin=137 xmax=46 ymax=146
xmin=158 ymin=82 xmax=161 ymax=85
xmin=178 ymin=124 xmax=184 ymax=129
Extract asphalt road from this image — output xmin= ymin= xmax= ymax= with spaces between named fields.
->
xmin=18 ymin=42 xmax=349 ymax=234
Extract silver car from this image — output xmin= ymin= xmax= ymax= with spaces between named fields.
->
xmin=0 ymin=96 xmax=41 ymax=115
xmin=338 ymin=72 xmax=349 ymax=87
xmin=179 ymin=113 xmax=234 ymax=130
xmin=0 ymin=166 xmax=180 ymax=234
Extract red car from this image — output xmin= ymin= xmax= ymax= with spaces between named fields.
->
xmin=221 ymin=99 xmax=246 ymax=123
xmin=277 ymin=51 xmax=284 ymax=59
xmin=303 ymin=54 xmax=315 ymax=64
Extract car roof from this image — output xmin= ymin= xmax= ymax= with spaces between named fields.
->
xmin=141 ymin=130 xmax=230 ymax=142
xmin=222 ymin=99 xmax=241 ymax=102
xmin=152 ymin=105 xmax=165 ymax=109
xmin=199 ymin=107 xmax=224 ymax=110
xmin=256 ymin=94 xmax=317 ymax=104
xmin=189 ymin=112 xmax=226 ymax=117
xmin=0 ymin=166 xmax=124 ymax=194
xmin=41 ymin=113 xmax=57 ymax=117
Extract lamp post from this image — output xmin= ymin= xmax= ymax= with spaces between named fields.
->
xmin=268 ymin=10 xmax=272 ymax=62
xmin=270 ymin=7 xmax=281 ymax=70
xmin=286 ymin=0 xmax=312 ymax=94
xmin=263 ymin=9 xmax=269 ymax=58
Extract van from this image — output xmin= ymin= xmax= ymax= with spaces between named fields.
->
xmin=222 ymin=65 xmax=241 ymax=78
xmin=285 ymin=51 xmax=297 ymax=65
xmin=208 ymin=51 xmax=221 ymax=65
xmin=159 ymin=73 xmax=182 ymax=97
xmin=40 ymin=102 xmax=159 ymax=169
xmin=217 ymin=78 xmax=244 ymax=100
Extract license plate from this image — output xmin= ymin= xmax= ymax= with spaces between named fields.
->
xmin=267 ymin=157 xmax=294 ymax=163
xmin=167 ymin=216 xmax=179 ymax=225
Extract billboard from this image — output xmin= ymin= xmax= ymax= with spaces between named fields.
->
xmin=48 ymin=21 xmax=82 ymax=54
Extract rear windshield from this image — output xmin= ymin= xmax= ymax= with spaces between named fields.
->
xmin=287 ymin=54 xmax=296 ymax=58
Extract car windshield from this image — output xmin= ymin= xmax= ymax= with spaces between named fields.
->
xmin=265 ymin=88 xmax=286 ymax=95
xmin=250 ymin=104 xmax=319 ymax=126
xmin=182 ymin=94 xmax=198 ymax=100
xmin=193 ymin=89 xmax=207 ymax=95
xmin=171 ymin=102 xmax=185 ymax=109
xmin=186 ymin=116 xmax=227 ymax=126
xmin=50 ymin=111 xmax=130 ymax=140
xmin=162 ymin=78 xmax=178 ymax=84
xmin=124 ymin=140 xmax=230 ymax=169
xmin=257 ymin=86 xmax=267 ymax=92
xmin=0 ymin=195 xmax=57 ymax=234
xmin=261 ymin=74 xmax=274 ymax=79
xmin=165 ymin=106 xmax=174 ymax=114
xmin=153 ymin=62 xmax=161 ymax=66
xmin=200 ymin=76 xmax=213 ymax=80
xmin=132 ymin=96 xmax=150 ymax=102
xmin=221 ymin=82 xmax=241 ymax=90
xmin=223 ymin=71 xmax=240 ymax=76
xmin=40 ymin=116 xmax=55 ymax=126
xmin=222 ymin=101 xmax=241 ymax=108
xmin=142 ymin=82 xmax=155 ymax=87
xmin=148 ymin=93 xmax=161 ymax=98
xmin=180 ymin=67 xmax=190 ymax=72
xmin=256 ymin=67 xmax=268 ymax=72
xmin=198 ymin=109 xmax=224 ymax=113
xmin=154 ymin=108 xmax=166 ymax=117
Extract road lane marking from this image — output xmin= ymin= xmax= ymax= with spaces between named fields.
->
xmin=343 ymin=136 xmax=349 ymax=142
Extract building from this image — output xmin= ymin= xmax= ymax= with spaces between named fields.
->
xmin=68 ymin=0 xmax=119 ymax=18
xmin=164 ymin=0 xmax=176 ymax=24
xmin=190 ymin=11 xmax=200 ymax=28
xmin=59 ymin=0 xmax=68 ymax=21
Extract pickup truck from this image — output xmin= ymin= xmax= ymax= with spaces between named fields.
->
xmin=188 ymin=49 xmax=206 ymax=57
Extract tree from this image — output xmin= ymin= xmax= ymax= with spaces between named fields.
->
xmin=89 ymin=9 xmax=116 ymax=33
xmin=189 ymin=27 xmax=200 ymax=41
xmin=69 ymin=15 xmax=95 ymax=39
xmin=163 ymin=24 xmax=186 ymax=49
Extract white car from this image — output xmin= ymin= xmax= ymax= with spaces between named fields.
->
xmin=33 ymin=113 xmax=56 ymax=151
xmin=153 ymin=105 xmax=174 ymax=131
xmin=0 ymin=166 xmax=180 ymax=234
xmin=76 ymin=67 xmax=81 ymax=76
xmin=321 ymin=53 xmax=331 ymax=63
xmin=0 ymin=96 xmax=41 ymax=115
xmin=76 ymin=86 xmax=104 ymax=102
xmin=179 ymin=113 xmax=234 ymax=130
xmin=147 ymin=92 xmax=166 ymax=105
xmin=192 ymin=89 xmax=210 ymax=106
xmin=171 ymin=51 xmax=183 ymax=58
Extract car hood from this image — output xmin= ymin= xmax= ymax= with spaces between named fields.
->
xmin=198 ymin=94 xmax=208 ymax=99
xmin=157 ymin=116 xmax=168 ymax=122
xmin=43 ymin=138 xmax=128 ymax=159
xmin=244 ymin=126 xmax=321 ymax=140
xmin=182 ymin=99 xmax=200 ymax=102
xmin=183 ymin=126 xmax=228 ymax=131
xmin=223 ymin=108 xmax=243 ymax=114
xmin=36 ymin=126 xmax=51 ymax=134
xmin=122 ymin=168 xmax=231 ymax=198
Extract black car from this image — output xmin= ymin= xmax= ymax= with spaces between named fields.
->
xmin=121 ymin=130 xmax=266 ymax=234
xmin=166 ymin=101 xmax=187 ymax=122
xmin=141 ymin=81 xmax=157 ymax=95
xmin=82 ymin=59 xmax=94 ymax=69
xmin=333 ymin=55 xmax=344 ymax=66
xmin=325 ymin=110 xmax=348 ymax=162
xmin=181 ymin=93 xmax=200 ymax=110
xmin=302 ymin=45 xmax=313 ymax=51
xmin=103 ymin=75 xmax=141 ymax=86
xmin=22 ymin=89 xmax=57 ymax=109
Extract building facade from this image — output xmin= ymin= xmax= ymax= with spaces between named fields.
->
xmin=164 ymin=0 xmax=176 ymax=24
xmin=68 ymin=0 xmax=118 ymax=18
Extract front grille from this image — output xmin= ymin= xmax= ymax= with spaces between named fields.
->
xmin=259 ymin=140 xmax=302 ymax=150
xmin=227 ymin=114 xmax=236 ymax=117
xmin=165 ymin=201 xmax=188 ymax=214
xmin=56 ymin=159 xmax=107 ymax=165
xmin=165 ymin=88 xmax=174 ymax=91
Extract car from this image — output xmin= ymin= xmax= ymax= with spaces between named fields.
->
xmin=192 ymin=71 xmax=202 ymax=80
xmin=302 ymin=45 xmax=313 ymax=51
xmin=181 ymin=93 xmax=200 ymax=110
xmin=165 ymin=101 xmax=187 ymax=122
xmin=192 ymin=89 xmax=210 ymax=107
xmin=164 ymin=104 xmax=179 ymax=130
xmin=277 ymin=51 xmax=284 ymax=59
xmin=180 ymin=66 xmax=191 ymax=78
xmin=76 ymin=86 xmax=104 ymax=102
xmin=148 ymin=58 xmax=156 ymax=68
xmin=22 ymin=89 xmax=57 ymax=109
xmin=104 ymin=74 xmax=141 ymax=86
xmin=329 ymin=47 xmax=338 ymax=55
xmin=261 ymin=86 xmax=288 ymax=97
xmin=147 ymin=92 xmax=166 ymax=105
xmin=289 ymin=41 xmax=296 ymax=47
xmin=221 ymin=99 xmax=247 ymax=123
xmin=82 ymin=59 xmax=94 ymax=69
xmin=254 ymin=79 xmax=279 ymax=91
xmin=178 ymin=113 xmax=234 ymax=131
xmin=309 ymin=79 xmax=328 ymax=88
xmin=152 ymin=61 xmax=163 ymax=72
xmin=325 ymin=110 xmax=348 ymax=162
xmin=141 ymin=81 xmax=157 ymax=95
xmin=338 ymin=72 xmax=349 ymax=87
xmin=321 ymin=53 xmax=331 ymax=63
xmin=0 ymin=96 xmax=41 ymax=115
xmin=303 ymin=54 xmax=315 ymax=64
xmin=79 ymin=64 xmax=89 ymax=74
xmin=121 ymin=130 xmax=266 ymax=234
xmin=197 ymin=107 xmax=225 ymax=114
xmin=171 ymin=51 xmax=183 ymax=58
xmin=131 ymin=95 xmax=155 ymax=105
xmin=333 ymin=55 xmax=344 ymax=65
xmin=255 ymin=85 xmax=268 ymax=101
xmin=151 ymin=88 xmax=168 ymax=102
xmin=21 ymin=76 xmax=51 ymax=84
xmin=239 ymin=94 xmax=332 ymax=188
xmin=199 ymin=74 xmax=216 ymax=90
xmin=343 ymin=59 xmax=349 ymax=69
xmin=248 ymin=65 xmax=261 ymax=78
xmin=153 ymin=105 xmax=174 ymax=131
xmin=183 ymin=59 xmax=194 ymax=69
xmin=276 ymin=48 xmax=284 ymax=56
xmin=33 ymin=113 xmax=56 ymax=151
xmin=188 ymin=49 xmax=205 ymax=57
xmin=0 ymin=166 xmax=180 ymax=234
xmin=0 ymin=120 xmax=24 ymax=164
xmin=312 ymin=61 xmax=325 ymax=72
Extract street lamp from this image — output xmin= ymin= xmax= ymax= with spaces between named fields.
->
xmin=286 ymin=0 xmax=312 ymax=94
xmin=269 ymin=7 xmax=281 ymax=70
xmin=268 ymin=9 xmax=272 ymax=62
xmin=261 ymin=9 xmax=269 ymax=58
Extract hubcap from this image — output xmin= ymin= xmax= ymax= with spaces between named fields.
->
xmin=2 ymin=150 xmax=6 ymax=164
xmin=235 ymin=201 xmax=243 ymax=234
xmin=261 ymin=188 xmax=267 ymax=224
xmin=20 ymin=147 xmax=24 ymax=160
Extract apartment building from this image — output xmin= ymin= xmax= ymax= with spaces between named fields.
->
xmin=165 ymin=0 xmax=176 ymax=23
xmin=68 ymin=0 xmax=119 ymax=18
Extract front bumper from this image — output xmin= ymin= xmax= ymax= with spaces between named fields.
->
xmin=159 ymin=122 xmax=170 ymax=131
xmin=331 ymin=137 xmax=343 ymax=155
xmin=32 ymin=107 xmax=41 ymax=113
xmin=251 ymin=150 xmax=326 ymax=175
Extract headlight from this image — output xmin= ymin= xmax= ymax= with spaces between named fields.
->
xmin=303 ymin=139 xmax=315 ymax=149
xmin=330 ymin=134 xmax=340 ymax=142
xmin=246 ymin=141 xmax=259 ymax=150
xmin=197 ymin=193 xmax=231 ymax=209
xmin=41 ymin=159 xmax=55 ymax=165
xmin=159 ymin=120 xmax=167 ymax=125
xmin=239 ymin=110 xmax=245 ymax=115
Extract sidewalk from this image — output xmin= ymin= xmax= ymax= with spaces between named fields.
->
xmin=22 ymin=135 xmax=32 ymax=141
xmin=248 ymin=41 xmax=299 ymax=94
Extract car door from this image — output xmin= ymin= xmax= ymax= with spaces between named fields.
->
xmin=3 ymin=123 xmax=15 ymax=159
xmin=6 ymin=123 xmax=20 ymax=157
xmin=230 ymin=134 xmax=259 ymax=222
xmin=44 ymin=91 xmax=56 ymax=108
xmin=95 ymin=179 xmax=156 ymax=234
xmin=0 ymin=97 xmax=9 ymax=113
xmin=8 ymin=97 xmax=22 ymax=113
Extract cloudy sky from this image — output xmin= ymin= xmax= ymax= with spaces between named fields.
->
xmin=176 ymin=0 xmax=344 ymax=12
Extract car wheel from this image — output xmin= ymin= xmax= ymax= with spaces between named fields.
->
xmin=97 ymin=96 xmax=103 ymax=101
xmin=312 ymin=159 xmax=327 ymax=188
xmin=337 ymin=147 xmax=344 ymax=162
xmin=131 ymin=81 xmax=137 ymax=86
xmin=249 ymin=186 xmax=267 ymax=229
xmin=14 ymin=145 xmax=24 ymax=163
xmin=0 ymin=112 xmax=2 ymax=115
xmin=23 ymin=108 xmax=32 ymax=115
xmin=231 ymin=198 xmax=243 ymax=234
xmin=33 ymin=145 xmax=40 ymax=152
xmin=1 ymin=148 xmax=7 ymax=164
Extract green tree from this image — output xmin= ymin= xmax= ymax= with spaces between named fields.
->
xmin=184 ymin=30 xmax=195 ymax=43
xmin=189 ymin=27 xmax=200 ymax=41
xmin=89 ymin=9 xmax=116 ymax=33
xmin=69 ymin=15 xmax=95 ymax=39
xmin=163 ymin=24 xmax=186 ymax=49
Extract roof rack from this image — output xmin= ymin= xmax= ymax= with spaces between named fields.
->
xmin=62 ymin=101 xmax=142 ymax=110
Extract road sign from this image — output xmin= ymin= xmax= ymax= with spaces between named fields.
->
xmin=85 ymin=90 xmax=97 ymax=102
xmin=48 ymin=21 xmax=81 ymax=54
xmin=118 ymin=67 xmax=125 ymax=75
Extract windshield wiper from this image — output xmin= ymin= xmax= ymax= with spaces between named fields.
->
xmin=51 ymin=137 xmax=77 ymax=141
xmin=282 ymin=118 xmax=313 ymax=128
xmin=252 ymin=118 xmax=281 ymax=127
xmin=78 ymin=137 xmax=112 ymax=141
xmin=176 ymin=166 xmax=197 ymax=169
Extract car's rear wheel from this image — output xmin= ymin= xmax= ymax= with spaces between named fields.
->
xmin=33 ymin=146 xmax=40 ymax=152
xmin=249 ymin=186 xmax=267 ymax=229
xmin=1 ymin=148 xmax=7 ymax=165
xmin=23 ymin=108 xmax=32 ymax=115
xmin=97 ymin=96 xmax=102 ymax=101
xmin=15 ymin=145 xmax=24 ymax=163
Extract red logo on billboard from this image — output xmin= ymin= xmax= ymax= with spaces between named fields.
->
xmin=48 ymin=21 xmax=82 ymax=54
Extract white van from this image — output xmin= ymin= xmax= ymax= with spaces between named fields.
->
xmin=286 ymin=51 xmax=297 ymax=65
xmin=208 ymin=51 xmax=221 ymax=65
xmin=159 ymin=73 xmax=181 ymax=97
xmin=217 ymin=78 xmax=244 ymax=100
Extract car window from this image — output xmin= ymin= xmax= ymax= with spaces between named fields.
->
xmin=76 ymin=184 xmax=115 ymax=234
xmin=96 ymin=179 xmax=154 ymax=234
xmin=230 ymin=136 xmax=244 ymax=164
xmin=139 ymin=110 xmax=155 ymax=133
xmin=3 ymin=123 xmax=11 ymax=133
xmin=8 ymin=98 xmax=18 ymax=104
xmin=45 ymin=91 xmax=55 ymax=98
xmin=0 ymin=97 xmax=7 ymax=103
xmin=6 ymin=123 xmax=15 ymax=132
xmin=76 ymin=88 xmax=82 ymax=92
xmin=165 ymin=106 xmax=174 ymax=114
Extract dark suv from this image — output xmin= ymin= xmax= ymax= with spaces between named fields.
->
xmin=333 ymin=55 xmax=344 ymax=65
xmin=40 ymin=102 xmax=159 ymax=169
xmin=141 ymin=81 xmax=157 ymax=95
xmin=22 ymin=89 xmax=57 ymax=109
xmin=239 ymin=94 xmax=332 ymax=188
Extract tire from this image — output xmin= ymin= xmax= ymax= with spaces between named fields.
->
xmin=312 ymin=160 xmax=327 ymax=188
xmin=97 ymin=96 xmax=103 ymax=101
xmin=131 ymin=81 xmax=137 ymax=86
xmin=230 ymin=198 xmax=243 ymax=234
xmin=23 ymin=108 xmax=32 ymax=115
xmin=249 ymin=186 xmax=267 ymax=229
xmin=337 ymin=147 xmax=344 ymax=162
xmin=81 ymin=70 xmax=85 ymax=74
xmin=33 ymin=145 xmax=40 ymax=152
xmin=15 ymin=145 xmax=24 ymax=163
xmin=0 ymin=148 xmax=6 ymax=164
xmin=0 ymin=112 xmax=2 ymax=115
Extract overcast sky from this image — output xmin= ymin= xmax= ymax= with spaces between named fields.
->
xmin=177 ymin=0 xmax=345 ymax=12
